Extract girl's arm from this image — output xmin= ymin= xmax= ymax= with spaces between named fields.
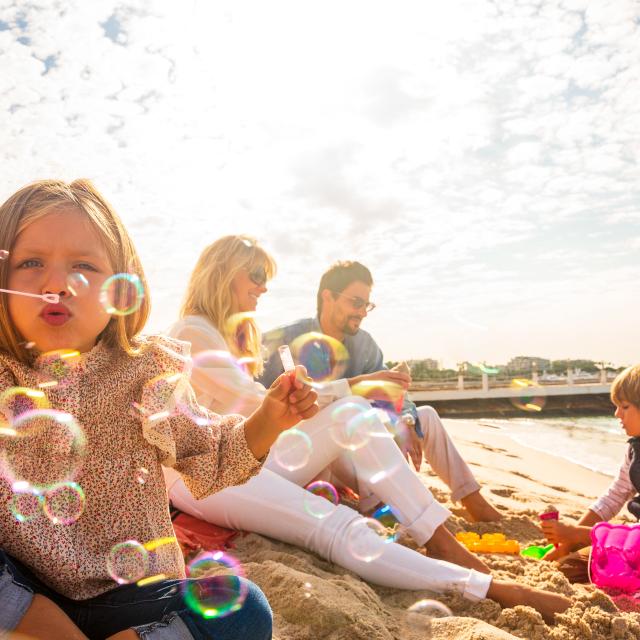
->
xmin=142 ymin=336 xmax=317 ymax=499
xmin=590 ymin=453 xmax=635 ymax=521
xmin=243 ymin=366 xmax=318 ymax=460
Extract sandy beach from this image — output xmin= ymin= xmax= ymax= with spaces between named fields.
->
xmin=226 ymin=418 xmax=640 ymax=640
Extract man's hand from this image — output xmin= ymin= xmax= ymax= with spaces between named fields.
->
xmin=403 ymin=418 xmax=423 ymax=472
xmin=349 ymin=370 xmax=411 ymax=390
xmin=349 ymin=370 xmax=410 ymax=404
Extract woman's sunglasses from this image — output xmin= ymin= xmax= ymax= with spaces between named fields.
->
xmin=248 ymin=266 xmax=268 ymax=287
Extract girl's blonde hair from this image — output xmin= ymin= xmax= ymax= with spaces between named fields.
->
xmin=611 ymin=365 xmax=640 ymax=407
xmin=0 ymin=179 xmax=150 ymax=362
xmin=181 ymin=235 xmax=276 ymax=377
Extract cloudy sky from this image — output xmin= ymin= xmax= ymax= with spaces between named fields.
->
xmin=1 ymin=0 xmax=638 ymax=368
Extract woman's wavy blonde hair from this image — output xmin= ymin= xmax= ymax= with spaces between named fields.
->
xmin=181 ymin=235 xmax=276 ymax=377
xmin=0 ymin=179 xmax=150 ymax=363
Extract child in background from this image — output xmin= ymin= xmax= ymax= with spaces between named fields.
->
xmin=0 ymin=179 xmax=317 ymax=639
xmin=541 ymin=365 xmax=640 ymax=581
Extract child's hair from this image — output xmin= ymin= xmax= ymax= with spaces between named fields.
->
xmin=611 ymin=365 xmax=640 ymax=407
xmin=180 ymin=235 xmax=276 ymax=377
xmin=0 ymin=179 xmax=150 ymax=362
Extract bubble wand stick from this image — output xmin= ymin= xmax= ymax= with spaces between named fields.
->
xmin=0 ymin=289 xmax=59 ymax=304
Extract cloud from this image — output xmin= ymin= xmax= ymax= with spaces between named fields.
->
xmin=0 ymin=0 xmax=638 ymax=365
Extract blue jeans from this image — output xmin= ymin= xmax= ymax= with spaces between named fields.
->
xmin=0 ymin=550 xmax=272 ymax=639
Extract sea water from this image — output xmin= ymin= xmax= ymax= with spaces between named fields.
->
xmin=477 ymin=416 xmax=626 ymax=477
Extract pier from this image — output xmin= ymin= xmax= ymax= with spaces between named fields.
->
xmin=407 ymin=373 xmax=614 ymax=417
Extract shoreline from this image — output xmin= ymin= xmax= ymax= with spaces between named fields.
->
xmin=438 ymin=418 xmax=613 ymax=509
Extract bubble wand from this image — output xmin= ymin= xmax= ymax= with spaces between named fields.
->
xmin=278 ymin=345 xmax=318 ymax=388
xmin=0 ymin=289 xmax=59 ymax=304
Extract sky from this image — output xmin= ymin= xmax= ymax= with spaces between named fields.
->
xmin=0 ymin=0 xmax=638 ymax=368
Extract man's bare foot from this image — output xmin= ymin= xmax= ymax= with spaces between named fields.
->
xmin=487 ymin=580 xmax=571 ymax=625
xmin=461 ymin=490 xmax=502 ymax=522
xmin=424 ymin=525 xmax=491 ymax=574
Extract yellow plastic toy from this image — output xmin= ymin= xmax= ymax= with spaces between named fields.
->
xmin=455 ymin=532 xmax=520 ymax=554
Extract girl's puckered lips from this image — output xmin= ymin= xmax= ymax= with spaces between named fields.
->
xmin=40 ymin=303 xmax=72 ymax=326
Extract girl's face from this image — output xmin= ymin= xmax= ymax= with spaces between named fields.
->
xmin=230 ymin=264 xmax=268 ymax=313
xmin=8 ymin=207 xmax=114 ymax=354
xmin=614 ymin=400 xmax=640 ymax=438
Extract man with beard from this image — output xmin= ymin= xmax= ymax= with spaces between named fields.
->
xmin=260 ymin=260 xmax=500 ymax=521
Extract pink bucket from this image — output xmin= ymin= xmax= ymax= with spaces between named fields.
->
xmin=589 ymin=522 xmax=640 ymax=593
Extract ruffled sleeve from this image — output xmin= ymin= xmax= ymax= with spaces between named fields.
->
xmin=138 ymin=335 xmax=263 ymax=500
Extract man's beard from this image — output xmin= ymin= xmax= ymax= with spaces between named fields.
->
xmin=341 ymin=316 xmax=361 ymax=336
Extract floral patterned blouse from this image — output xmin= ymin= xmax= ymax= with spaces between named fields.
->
xmin=0 ymin=335 xmax=262 ymax=599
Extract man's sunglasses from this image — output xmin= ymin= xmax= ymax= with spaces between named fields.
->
xmin=248 ymin=266 xmax=268 ymax=287
xmin=332 ymin=291 xmax=376 ymax=312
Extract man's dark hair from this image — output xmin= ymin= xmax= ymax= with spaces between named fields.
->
xmin=316 ymin=261 xmax=373 ymax=316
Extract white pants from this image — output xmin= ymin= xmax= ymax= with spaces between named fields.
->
xmin=165 ymin=397 xmax=490 ymax=601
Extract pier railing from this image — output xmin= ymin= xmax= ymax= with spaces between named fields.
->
xmin=408 ymin=370 xmax=614 ymax=405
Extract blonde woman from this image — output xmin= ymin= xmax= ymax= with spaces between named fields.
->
xmin=163 ymin=235 xmax=572 ymax=623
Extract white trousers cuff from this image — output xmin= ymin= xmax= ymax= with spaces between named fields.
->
xmin=404 ymin=498 xmax=451 ymax=546
xmin=463 ymin=570 xmax=492 ymax=601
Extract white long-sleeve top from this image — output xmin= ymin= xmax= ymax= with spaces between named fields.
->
xmin=590 ymin=448 xmax=636 ymax=521
xmin=166 ymin=315 xmax=351 ymax=417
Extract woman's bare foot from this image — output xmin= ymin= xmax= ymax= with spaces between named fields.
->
xmin=461 ymin=491 xmax=502 ymax=522
xmin=487 ymin=580 xmax=572 ymax=625
xmin=424 ymin=525 xmax=491 ymax=574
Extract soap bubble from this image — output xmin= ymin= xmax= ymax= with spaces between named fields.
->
xmin=290 ymin=332 xmax=349 ymax=383
xmin=0 ymin=387 xmax=50 ymax=421
xmin=302 ymin=581 xmax=313 ymax=599
xmin=10 ymin=485 xmax=43 ymax=523
xmin=372 ymin=504 xmax=401 ymax=542
xmin=346 ymin=517 xmax=388 ymax=562
xmin=406 ymin=599 xmax=452 ymax=628
xmin=0 ymin=409 xmax=87 ymax=486
xmin=329 ymin=402 xmax=376 ymax=451
xmin=100 ymin=273 xmax=145 ymax=316
xmin=36 ymin=350 xmax=81 ymax=389
xmin=183 ymin=551 xmax=248 ymax=619
xmin=303 ymin=481 xmax=339 ymax=519
xmin=67 ymin=273 xmax=90 ymax=297
xmin=43 ymin=481 xmax=85 ymax=525
xmin=223 ymin=312 xmax=258 ymax=361
xmin=190 ymin=350 xmax=252 ymax=415
xmin=0 ymin=250 xmax=9 ymax=260
xmin=107 ymin=540 xmax=149 ymax=584
xmin=273 ymin=428 xmax=312 ymax=471
xmin=510 ymin=378 xmax=546 ymax=412
xmin=351 ymin=380 xmax=405 ymax=413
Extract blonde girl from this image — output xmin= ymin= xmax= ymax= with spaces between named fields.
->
xmin=0 ymin=180 xmax=317 ymax=640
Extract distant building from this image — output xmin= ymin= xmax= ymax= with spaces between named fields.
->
xmin=507 ymin=356 xmax=550 ymax=372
